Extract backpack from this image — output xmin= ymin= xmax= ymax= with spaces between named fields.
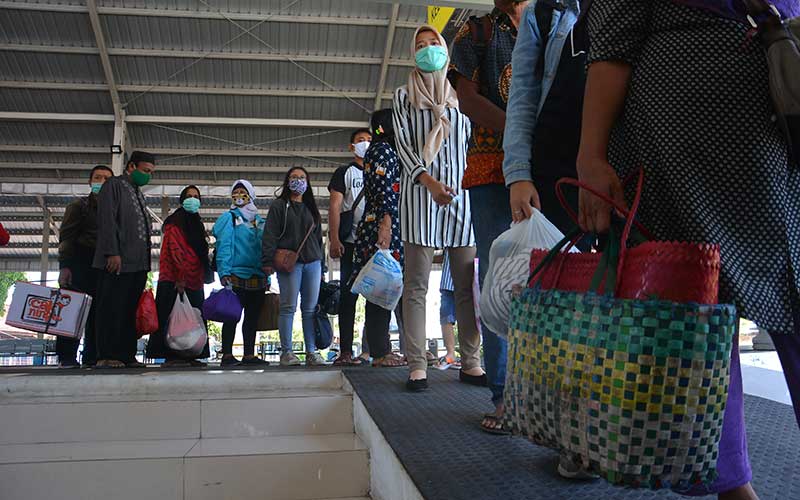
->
xmin=534 ymin=0 xmax=592 ymax=78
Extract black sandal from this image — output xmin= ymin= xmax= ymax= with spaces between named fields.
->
xmin=480 ymin=414 xmax=511 ymax=436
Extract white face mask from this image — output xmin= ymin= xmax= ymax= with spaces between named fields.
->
xmin=353 ymin=141 xmax=371 ymax=159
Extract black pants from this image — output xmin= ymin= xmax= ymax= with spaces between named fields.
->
xmin=338 ymin=242 xmax=358 ymax=354
xmin=146 ymin=281 xmax=209 ymax=361
xmin=222 ymin=287 xmax=264 ymax=356
xmin=55 ymin=266 xmax=99 ymax=366
xmin=364 ymin=301 xmax=401 ymax=360
xmin=95 ymin=270 xmax=148 ymax=363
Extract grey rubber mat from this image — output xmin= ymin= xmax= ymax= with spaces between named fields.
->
xmin=345 ymin=368 xmax=800 ymax=500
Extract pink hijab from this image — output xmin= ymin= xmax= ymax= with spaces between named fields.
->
xmin=407 ymin=25 xmax=459 ymax=166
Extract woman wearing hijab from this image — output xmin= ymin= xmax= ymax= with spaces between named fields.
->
xmin=262 ymin=167 xmax=327 ymax=367
xmin=349 ymin=109 xmax=407 ymax=368
xmin=393 ymin=25 xmax=485 ymax=392
xmin=577 ymin=1 xmax=800 ymax=497
xmin=212 ymin=180 xmax=269 ymax=367
xmin=147 ymin=186 xmax=211 ymax=367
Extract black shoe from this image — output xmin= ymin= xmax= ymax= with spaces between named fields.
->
xmin=459 ymin=370 xmax=488 ymax=387
xmin=220 ymin=355 xmax=240 ymax=367
xmin=240 ymin=356 xmax=270 ymax=366
xmin=406 ymin=378 xmax=429 ymax=392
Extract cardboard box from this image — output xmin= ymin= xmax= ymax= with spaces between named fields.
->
xmin=6 ymin=282 xmax=93 ymax=339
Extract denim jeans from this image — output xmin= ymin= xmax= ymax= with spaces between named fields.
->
xmin=469 ymin=184 xmax=512 ymax=406
xmin=277 ymin=260 xmax=322 ymax=354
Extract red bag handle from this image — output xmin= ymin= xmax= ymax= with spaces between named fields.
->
xmin=554 ymin=169 xmax=647 ymax=295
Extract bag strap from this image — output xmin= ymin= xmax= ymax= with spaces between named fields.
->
xmin=296 ymin=222 xmax=317 ymax=255
xmin=352 ymin=185 xmax=366 ymax=211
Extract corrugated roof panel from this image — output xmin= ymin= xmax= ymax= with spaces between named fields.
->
xmin=121 ymin=92 xmax=370 ymax=121
xmin=0 ymin=88 xmax=113 ymax=114
xmin=0 ymin=9 xmax=95 ymax=46
xmin=0 ymin=52 xmax=105 ymax=83
xmin=112 ymin=57 xmax=378 ymax=92
xmin=127 ymin=123 xmax=350 ymax=152
xmin=392 ymin=27 xmax=416 ymax=59
xmin=0 ymin=152 xmax=112 ymax=165
xmin=101 ymin=16 xmax=389 ymax=58
xmin=0 ymin=122 xmax=113 ymax=147
xmin=397 ymin=4 xmax=428 ymax=23
xmin=98 ymin=0 xmax=391 ymax=20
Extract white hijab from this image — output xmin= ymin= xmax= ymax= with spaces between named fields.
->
xmin=230 ymin=179 xmax=259 ymax=222
xmin=407 ymin=25 xmax=460 ymax=166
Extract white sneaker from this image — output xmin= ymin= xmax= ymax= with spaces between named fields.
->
xmin=306 ymin=352 xmax=328 ymax=366
xmin=557 ymin=455 xmax=599 ymax=481
xmin=280 ymin=352 xmax=302 ymax=366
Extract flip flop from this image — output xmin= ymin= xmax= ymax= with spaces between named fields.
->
xmin=480 ymin=415 xmax=511 ymax=436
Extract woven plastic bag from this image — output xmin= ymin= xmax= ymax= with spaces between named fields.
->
xmin=166 ymin=293 xmax=207 ymax=357
xmin=351 ymin=249 xmax=403 ymax=311
xmin=480 ymin=211 xmax=575 ymax=338
xmin=504 ymin=172 xmax=733 ymax=490
xmin=135 ymin=289 xmax=158 ymax=338
xmin=202 ymin=287 xmax=243 ymax=323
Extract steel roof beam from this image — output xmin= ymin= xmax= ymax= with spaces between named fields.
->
xmin=0 ymin=81 xmax=395 ymax=100
xmin=0 ymin=163 xmax=341 ymax=171
xmin=0 ymin=2 xmax=422 ymax=28
xmin=86 ymin=0 xmax=122 ymax=122
xmin=0 ymin=112 xmax=369 ymax=128
xmin=0 ymin=44 xmax=415 ymax=67
xmin=375 ymin=4 xmax=400 ymax=111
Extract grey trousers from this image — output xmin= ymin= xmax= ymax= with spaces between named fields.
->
xmin=402 ymin=243 xmax=481 ymax=373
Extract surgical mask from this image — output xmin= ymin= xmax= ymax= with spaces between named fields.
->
xmin=353 ymin=141 xmax=371 ymax=159
xmin=90 ymin=183 xmax=103 ymax=194
xmin=182 ymin=197 xmax=201 ymax=213
xmin=289 ymin=178 xmax=308 ymax=195
xmin=232 ymin=194 xmax=250 ymax=206
xmin=130 ymin=169 xmax=151 ymax=187
xmin=415 ymin=45 xmax=448 ymax=72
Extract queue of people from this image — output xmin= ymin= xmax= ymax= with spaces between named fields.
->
xmin=51 ymin=2 xmax=800 ymax=497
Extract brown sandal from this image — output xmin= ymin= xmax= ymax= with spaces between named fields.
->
xmin=372 ymin=353 xmax=408 ymax=367
xmin=333 ymin=353 xmax=363 ymax=366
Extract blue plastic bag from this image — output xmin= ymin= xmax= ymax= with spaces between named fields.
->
xmin=314 ymin=305 xmax=333 ymax=350
xmin=202 ymin=287 xmax=243 ymax=323
xmin=351 ymin=249 xmax=403 ymax=311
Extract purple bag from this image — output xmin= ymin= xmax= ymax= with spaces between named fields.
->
xmin=202 ymin=288 xmax=243 ymax=323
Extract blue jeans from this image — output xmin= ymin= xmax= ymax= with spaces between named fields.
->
xmin=277 ymin=260 xmax=322 ymax=354
xmin=469 ymin=184 xmax=512 ymax=406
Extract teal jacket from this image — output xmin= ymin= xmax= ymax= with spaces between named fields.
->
xmin=212 ymin=209 xmax=265 ymax=280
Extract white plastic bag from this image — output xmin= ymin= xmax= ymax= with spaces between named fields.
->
xmin=351 ymin=249 xmax=404 ymax=311
xmin=166 ymin=293 xmax=208 ymax=357
xmin=480 ymin=210 xmax=578 ymax=338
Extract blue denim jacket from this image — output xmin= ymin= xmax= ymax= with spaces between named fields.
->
xmin=502 ymin=0 xmax=582 ymax=186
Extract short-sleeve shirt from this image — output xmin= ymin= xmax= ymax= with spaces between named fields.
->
xmin=327 ymin=162 xmax=365 ymax=243
xmin=449 ymin=12 xmax=517 ymax=189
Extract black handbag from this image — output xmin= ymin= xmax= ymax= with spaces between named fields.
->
xmin=338 ymin=188 xmax=366 ymax=242
xmin=744 ymin=0 xmax=800 ymax=165
xmin=318 ymin=280 xmax=341 ymax=316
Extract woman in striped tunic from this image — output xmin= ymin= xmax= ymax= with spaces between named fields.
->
xmin=393 ymin=25 xmax=485 ymax=392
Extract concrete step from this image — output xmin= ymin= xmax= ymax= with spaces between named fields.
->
xmin=0 ymin=369 xmax=345 ymax=400
xmin=0 ymin=434 xmax=370 ymax=500
xmin=0 ymin=389 xmax=354 ymax=444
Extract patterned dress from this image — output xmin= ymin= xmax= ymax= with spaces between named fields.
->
xmin=449 ymin=11 xmax=516 ymax=188
xmin=350 ymin=142 xmax=404 ymax=285
xmin=589 ymin=0 xmax=800 ymax=335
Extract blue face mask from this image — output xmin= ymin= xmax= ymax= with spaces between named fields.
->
xmin=90 ymin=183 xmax=103 ymax=194
xmin=415 ymin=45 xmax=448 ymax=73
xmin=182 ymin=197 xmax=201 ymax=214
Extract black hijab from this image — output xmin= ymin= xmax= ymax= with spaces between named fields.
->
xmin=163 ymin=185 xmax=210 ymax=271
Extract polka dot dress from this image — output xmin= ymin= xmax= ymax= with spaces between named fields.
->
xmin=349 ymin=141 xmax=404 ymax=286
xmin=588 ymin=0 xmax=800 ymax=334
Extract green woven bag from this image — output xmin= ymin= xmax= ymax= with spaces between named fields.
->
xmin=504 ymin=215 xmax=736 ymax=489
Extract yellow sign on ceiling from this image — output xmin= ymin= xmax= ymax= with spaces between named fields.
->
xmin=427 ymin=6 xmax=456 ymax=33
